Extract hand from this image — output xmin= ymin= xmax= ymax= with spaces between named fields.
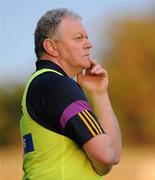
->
xmin=77 ymin=58 xmax=109 ymax=95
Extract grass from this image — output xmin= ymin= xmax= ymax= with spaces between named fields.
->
xmin=0 ymin=144 xmax=155 ymax=180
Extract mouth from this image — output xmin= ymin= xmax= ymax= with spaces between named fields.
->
xmin=84 ymin=54 xmax=90 ymax=57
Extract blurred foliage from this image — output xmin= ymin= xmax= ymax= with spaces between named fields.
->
xmin=0 ymin=16 xmax=154 ymax=147
xmin=0 ymin=86 xmax=24 ymax=146
xmin=103 ymin=17 xmax=155 ymax=144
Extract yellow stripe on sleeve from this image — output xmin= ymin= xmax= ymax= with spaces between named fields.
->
xmin=82 ymin=111 xmax=100 ymax=134
xmin=78 ymin=112 xmax=96 ymax=136
xmin=85 ymin=110 xmax=103 ymax=134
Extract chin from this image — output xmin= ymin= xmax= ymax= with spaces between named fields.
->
xmin=81 ymin=58 xmax=91 ymax=68
xmin=84 ymin=61 xmax=91 ymax=69
xmin=79 ymin=64 xmax=89 ymax=70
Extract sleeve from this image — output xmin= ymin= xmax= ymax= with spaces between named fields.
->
xmin=64 ymin=109 xmax=105 ymax=146
xmin=35 ymin=73 xmax=105 ymax=146
xmin=52 ymin=76 xmax=105 ymax=146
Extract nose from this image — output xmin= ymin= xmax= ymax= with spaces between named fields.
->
xmin=84 ymin=39 xmax=93 ymax=49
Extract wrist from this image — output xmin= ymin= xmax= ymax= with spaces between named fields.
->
xmin=85 ymin=91 xmax=110 ymax=110
xmin=86 ymin=90 xmax=109 ymax=101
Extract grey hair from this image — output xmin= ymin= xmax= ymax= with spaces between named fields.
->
xmin=34 ymin=8 xmax=81 ymax=60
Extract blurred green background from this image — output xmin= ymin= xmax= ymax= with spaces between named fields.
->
xmin=0 ymin=1 xmax=155 ymax=180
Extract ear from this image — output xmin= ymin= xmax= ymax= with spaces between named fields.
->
xmin=43 ymin=39 xmax=59 ymax=57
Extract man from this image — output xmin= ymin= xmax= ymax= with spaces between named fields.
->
xmin=20 ymin=8 xmax=121 ymax=180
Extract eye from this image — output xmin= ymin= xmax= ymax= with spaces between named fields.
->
xmin=74 ymin=35 xmax=83 ymax=40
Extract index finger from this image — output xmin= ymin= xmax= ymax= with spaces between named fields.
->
xmin=89 ymin=57 xmax=97 ymax=67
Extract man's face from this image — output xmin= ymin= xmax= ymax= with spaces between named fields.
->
xmin=56 ymin=17 xmax=93 ymax=74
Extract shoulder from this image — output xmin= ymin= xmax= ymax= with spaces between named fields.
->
xmin=29 ymin=71 xmax=86 ymax=99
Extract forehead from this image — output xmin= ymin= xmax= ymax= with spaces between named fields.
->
xmin=60 ymin=17 xmax=88 ymax=36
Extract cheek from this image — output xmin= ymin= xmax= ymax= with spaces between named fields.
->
xmin=58 ymin=48 xmax=71 ymax=58
xmin=72 ymin=46 xmax=84 ymax=58
xmin=67 ymin=48 xmax=82 ymax=60
xmin=58 ymin=43 xmax=83 ymax=61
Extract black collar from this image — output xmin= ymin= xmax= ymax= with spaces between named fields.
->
xmin=36 ymin=60 xmax=68 ymax=76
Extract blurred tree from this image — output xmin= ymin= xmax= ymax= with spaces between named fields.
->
xmin=103 ymin=17 xmax=155 ymax=144
xmin=0 ymin=86 xmax=24 ymax=146
xmin=0 ymin=17 xmax=154 ymax=146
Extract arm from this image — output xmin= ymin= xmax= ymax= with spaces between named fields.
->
xmin=83 ymin=134 xmax=115 ymax=175
xmin=77 ymin=59 xmax=122 ymax=175
xmin=87 ymin=92 xmax=122 ymax=164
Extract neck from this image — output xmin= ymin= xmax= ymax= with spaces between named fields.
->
xmin=40 ymin=54 xmax=79 ymax=78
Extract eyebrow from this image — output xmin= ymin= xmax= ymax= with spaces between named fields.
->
xmin=74 ymin=32 xmax=88 ymax=38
